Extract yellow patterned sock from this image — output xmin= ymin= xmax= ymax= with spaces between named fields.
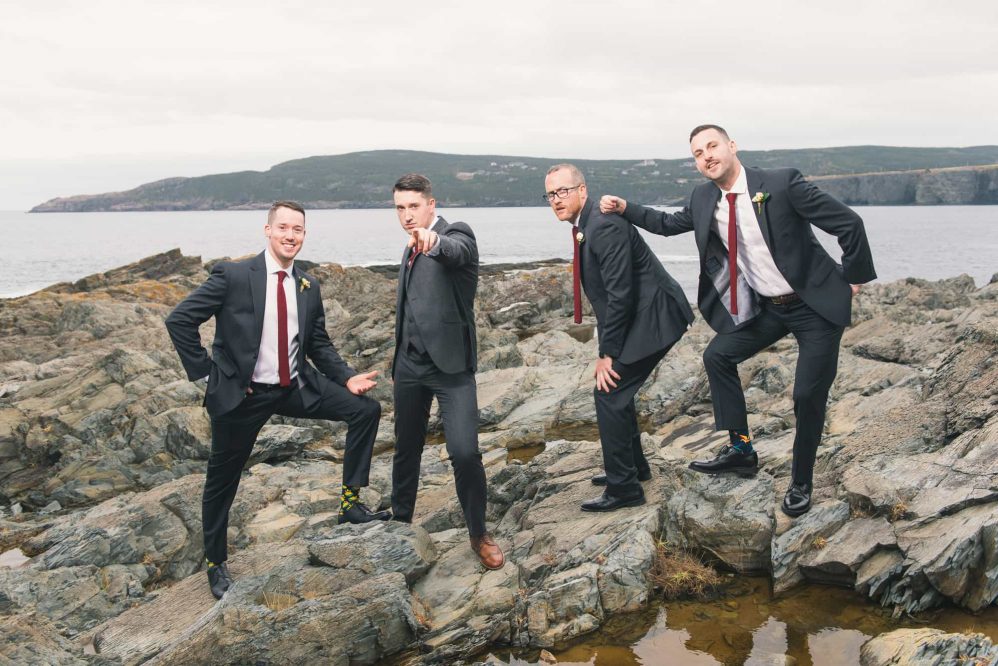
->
xmin=340 ymin=485 xmax=360 ymax=513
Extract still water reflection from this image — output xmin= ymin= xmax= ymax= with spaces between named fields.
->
xmin=483 ymin=577 xmax=998 ymax=666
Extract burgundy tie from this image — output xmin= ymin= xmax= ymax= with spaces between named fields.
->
xmin=407 ymin=248 xmax=419 ymax=269
xmin=276 ymin=271 xmax=291 ymax=387
xmin=571 ymin=226 xmax=582 ymax=324
xmin=725 ymin=193 xmax=739 ymax=315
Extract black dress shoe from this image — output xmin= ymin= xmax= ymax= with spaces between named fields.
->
xmin=339 ymin=502 xmax=391 ymax=524
xmin=688 ymin=445 xmax=759 ymax=476
xmin=591 ymin=469 xmax=653 ymax=486
xmin=581 ymin=490 xmax=646 ymax=512
xmin=207 ymin=562 xmax=232 ymax=600
xmin=782 ymin=482 xmax=812 ymax=517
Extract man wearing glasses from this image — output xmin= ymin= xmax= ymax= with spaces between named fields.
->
xmin=543 ymin=165 xmax=694 ymax=511
xmin=600 ymin=125 xmax=876 ymax=517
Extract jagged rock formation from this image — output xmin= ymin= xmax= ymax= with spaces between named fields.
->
xmin=1 ymin=251 xmax=997 ymax=663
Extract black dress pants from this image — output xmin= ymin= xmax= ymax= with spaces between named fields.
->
xmin=203 ymin=381 xmax=381 ymax=563
xmin=702 ymin=299 xmax=844 ymax=485
xmin=391 ymin=348 xmax=487 ymax=537
xmin=594 ymin=346 xmax=670 ymax=496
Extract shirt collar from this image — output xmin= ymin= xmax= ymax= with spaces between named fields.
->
xmin=720 ymin=165 xmax=748 ymax=196
xmin=264 ymin=248 xmax=294 ymax=276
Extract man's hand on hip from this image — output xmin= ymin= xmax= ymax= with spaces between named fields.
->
xmin=851 ymin=284 xmax=861 ymax=297
xmin=346 ymin=370 xmax=378 ymax=395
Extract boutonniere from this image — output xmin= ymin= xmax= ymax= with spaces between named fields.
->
xmin=299 ymin=277 xmax=310 ymax=293
xmin=751 ymin=192 xmax=770 ymax=215
xmin=575 ymin=231 xmax=585 ymax=244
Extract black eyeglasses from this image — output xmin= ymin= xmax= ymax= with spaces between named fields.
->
xmin=542 ymin=185 xmax=581 ymax=202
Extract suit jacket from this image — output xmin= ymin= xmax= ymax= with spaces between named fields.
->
xmin=165 ymin=252 xmax=356 ymax=417
xmin=623 ymin=166 xmax=877 ymax=333
xmin=393 ymin=217 xmax=479 ymax=376
xmin=578 ymin=198 xmax=694 ymax=363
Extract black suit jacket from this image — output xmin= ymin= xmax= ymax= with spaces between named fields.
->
xmin=623 ymin=166 xmax=877 ymax=333
xmin=165 ymin=252 xmax=356 ymax=417
xmin=578 ymin=198 xmax=694 ymax=363
xmin=392 ymin=217 xmax=479 ymax=375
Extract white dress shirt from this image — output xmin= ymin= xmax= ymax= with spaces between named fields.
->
xmin=714 ymin=167 xmax=793 ymax=297
xmin=251 ymin=249 xmax=300 ymax=383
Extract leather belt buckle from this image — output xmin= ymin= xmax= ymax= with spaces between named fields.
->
xmin=249 ymin=381 xmax=282 ymax=393
xmin=769 ymin=293 xmax=800 ymax=305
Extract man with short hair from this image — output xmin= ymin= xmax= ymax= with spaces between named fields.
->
xmin=166 ymin=200 xmax=387 ymax=599
xmin=601 ymin=125 xmax=876 ymax=516
xmin=389 ymin=174 xmax=504 ymax=570
xmin=544 ymin=164 xmax=694 ymax=511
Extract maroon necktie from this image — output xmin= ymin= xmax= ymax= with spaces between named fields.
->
xmin=571 ymin=226 xmax=582 ymax=324
xmin=276 ymin=270 xmax=291 ymax=387
xmin=726 ymin=193 xmax=739 ymax=315
xmin=407 ymin=248 xmax=420 ymax=269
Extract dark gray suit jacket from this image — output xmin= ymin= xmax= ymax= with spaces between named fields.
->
xmin=165 ymin=252 xmax=356 ymax=417
xmin=578 ymin=198 xmax=694 ymax=363
xmin=623 ymin=167 xmax=877 ymax=333
xmin=392 ymin=217 xmax=478 ymax=375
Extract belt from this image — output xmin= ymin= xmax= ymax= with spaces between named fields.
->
xmin=249 ymin=380 xmax=294 ymax=393
xmin=767 ymin=292 xmax=801 ymax=305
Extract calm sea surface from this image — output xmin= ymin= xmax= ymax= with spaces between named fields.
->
xmin=3 ymin=206 xmax=996 ymax=298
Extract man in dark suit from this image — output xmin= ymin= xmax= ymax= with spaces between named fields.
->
xmin=165 ymin=200 xmax=387 ymax=599
xmin=544 ymin=164 xmax=694 ymax=512
xmin=389 ymin=174 xmax=504 ymax=570
xmin=601 ymin=125 xmax=877 ymax=517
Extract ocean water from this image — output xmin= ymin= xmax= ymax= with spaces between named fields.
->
xmin=3 ymin=205 xmax=996 ymax=298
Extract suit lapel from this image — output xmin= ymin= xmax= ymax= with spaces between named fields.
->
xmin=695 ymin=186 xmax=721 ymax=257
xmin=577 ymin=199 xmax=594 ymax=284
xmin=745 ymin=167 xmax=774 ymax=251
xmin=292 ymin=265 xmax=308 ymax=344
xmin=249 ymin=252 xmax=267 ymax=347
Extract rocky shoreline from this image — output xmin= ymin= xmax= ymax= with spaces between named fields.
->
xmin=1 ymin=250 xmax=997 ymax=665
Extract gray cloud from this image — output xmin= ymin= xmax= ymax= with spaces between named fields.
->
xmin=1 ymin=0 xmax=995 ymax=208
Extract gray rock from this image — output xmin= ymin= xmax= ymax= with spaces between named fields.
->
xmin=246 ymin=424 xmax=314 ymax=466
xmin=798 ymin=517 xmax=896 ymax=587
xmin=771 ymin=500 xmax=851 ymax=594
xmin=307 ymin=521 xmax=437 ymax=585
xmin=0 ymin=614 xmax=89 ymax=665
xmin=860 ymin=628 xmax=998 ymax=666
xmin=664 ymin=468 xmax=775 ymax=573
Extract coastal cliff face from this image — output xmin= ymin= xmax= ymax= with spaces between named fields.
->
xmin=27 ymin=147 xmax=998 ymax=211
xmin=1 ymin=252 xmax=997 ymax=664
xmin=812 ymin=165 xmax=998 ymax=205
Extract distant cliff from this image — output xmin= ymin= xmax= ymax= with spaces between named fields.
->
xmin=29 ymin=147 xmax=998 ymax=212
xmin=812 ymin=164 xmax=998 ymax=205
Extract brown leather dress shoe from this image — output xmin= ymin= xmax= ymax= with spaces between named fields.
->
xmin=470 ymin=533 xmax=505 ymax=570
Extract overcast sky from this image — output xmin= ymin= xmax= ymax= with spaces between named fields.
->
xmin=1 ymin=0 xmax=996 ymax=209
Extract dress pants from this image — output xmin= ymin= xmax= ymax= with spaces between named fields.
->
xmin=702 ymin=298 xmax=844 ymax=485
xmin=391 ymin=347 xmax=487 ymax=537
xmin=594 ymin=346 xmax=670 ymax=496
xmin=203 ymin=381 xmax=381 ymax=564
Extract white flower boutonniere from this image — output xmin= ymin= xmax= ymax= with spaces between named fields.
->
xmin=751 ymin=192 xmax=770 ymax=215
xmin=575 ymin=231 xmax=585 ymax=244
xmin=299 ymin=277 xmax=310 ymax=293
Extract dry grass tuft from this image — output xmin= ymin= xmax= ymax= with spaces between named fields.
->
xmin=649 ymin=541 xmax=722 ymax=601
xmin=259 ymin=590 xmax=299 ymax=612
xmin=888 ymin=500 xmax=909 ymax=522
xmin=812 ymin=536 xmax=828 ymax=550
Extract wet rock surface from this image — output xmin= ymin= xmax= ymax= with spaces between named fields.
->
xmin=1 ymin=253 xmax=997 ymax=663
